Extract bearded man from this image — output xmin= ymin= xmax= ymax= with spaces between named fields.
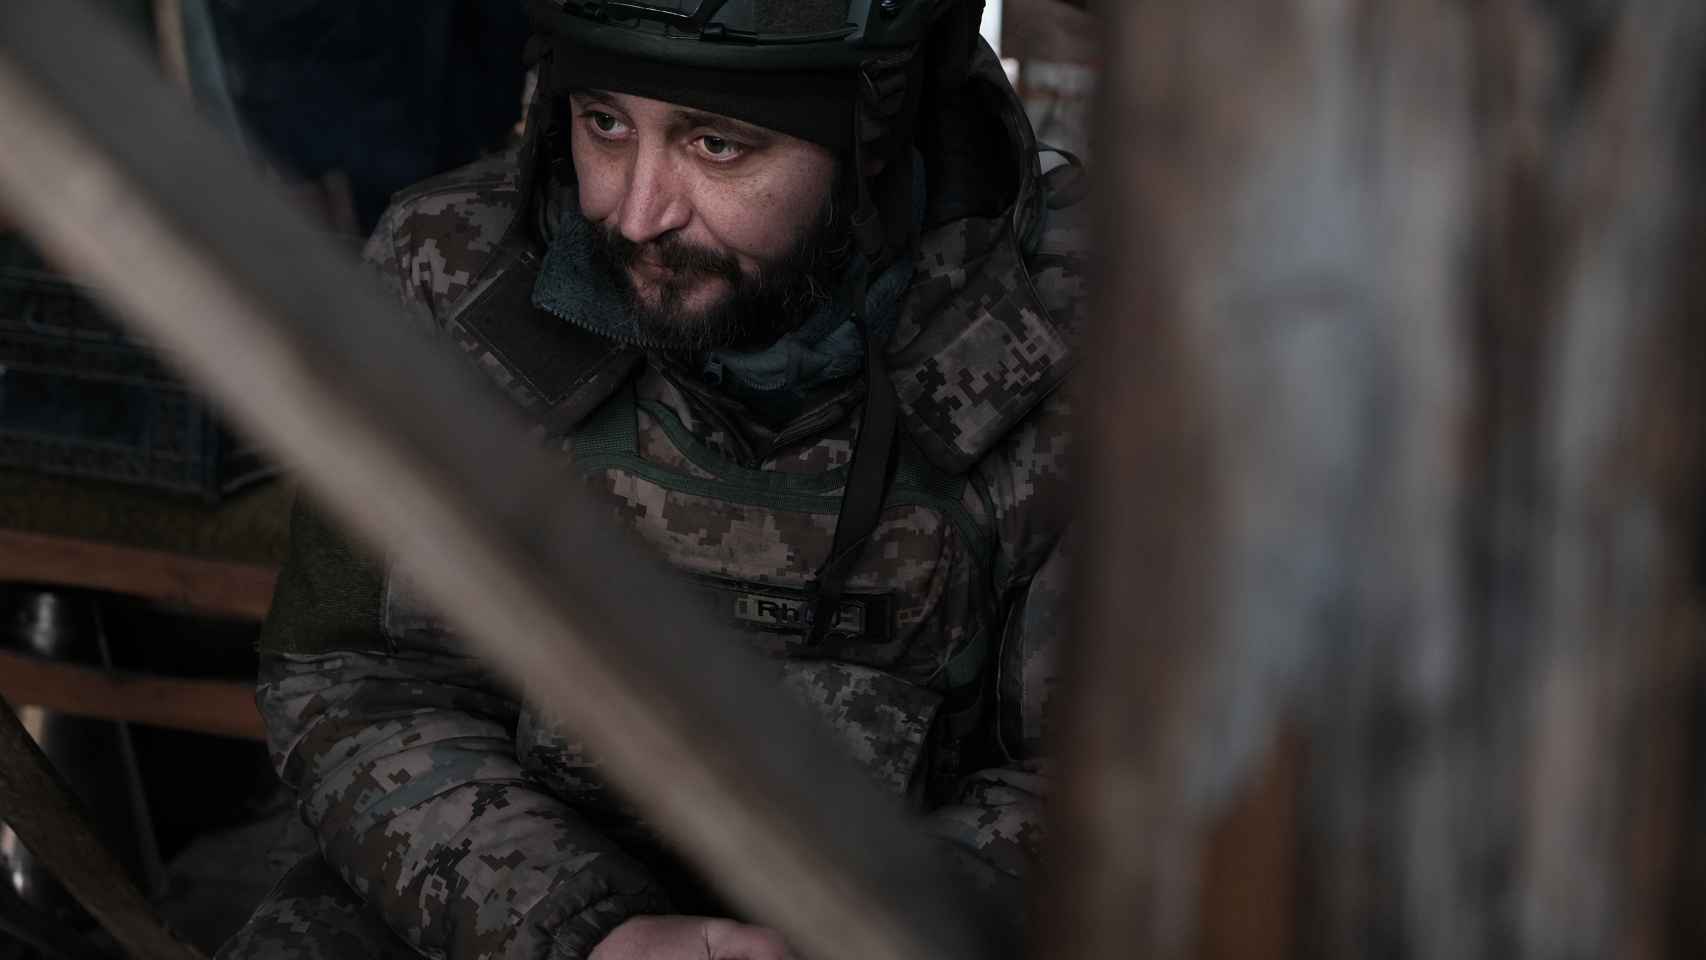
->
xmin=219 ymin=1 xmax=1085 ymax=958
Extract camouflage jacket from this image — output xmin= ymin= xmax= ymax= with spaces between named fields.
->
xmin=255 ymin=47 xmax=1087 ymax=960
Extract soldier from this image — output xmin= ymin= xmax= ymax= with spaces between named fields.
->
xmin=219 ymin=1 xmax=1085 ymax=957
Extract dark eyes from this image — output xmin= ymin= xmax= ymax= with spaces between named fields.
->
xmin=578 ymin=108 xmax=746 ymax=163
xmin=698 ymin=136 xmax=740 ymax=160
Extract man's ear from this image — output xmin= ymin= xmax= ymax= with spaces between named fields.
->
xmin=861 ymin=154 xmax=888 ymax=178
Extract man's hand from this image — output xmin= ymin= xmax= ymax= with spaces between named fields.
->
xmin=588 ymin=915 xmax=797 ymax=960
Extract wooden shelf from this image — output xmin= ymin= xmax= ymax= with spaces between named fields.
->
xmin=0 ymin=649 xmax=264 ymax=741
xmin=0 ymin=529 xmax=278 ymax=621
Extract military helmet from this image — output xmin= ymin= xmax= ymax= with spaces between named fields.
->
xmin=527 ymin=0 xmax=978 ymax=154
xmin=528 ymin=0 xmax=955 ymax=73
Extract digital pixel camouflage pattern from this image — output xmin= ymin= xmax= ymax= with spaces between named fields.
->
xmin=219 ymin=856 xmax=428 ymax=960
xmin=221 ymin=43 xmax=1087 ymax=960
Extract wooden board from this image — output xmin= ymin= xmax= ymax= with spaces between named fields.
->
xmin=0 ymin=649 xmax=263 ymax=741
xmin=0 ymin=529 xmax=277 ymax=620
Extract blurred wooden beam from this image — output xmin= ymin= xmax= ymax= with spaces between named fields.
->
xmin=0 ymin=688 xmax=203 ymax=960
xmin=0 ymin=4 xmax=994 ymax=960
xmin=151 ymin=0 xmax=189 ymax=93
xmin=1002 ymin=0 xmax=1099 ymax=66
xmin=0 ymin=530 xmax=277 ymax=620
xmin=1196 ymin=727 xmax=1302 ymax=960
xmin=1050 ymin=3 xmax=1706 ymax=960
xmin=1043 ymin=0 xmax=1464 ymax=955
xmin=1511 ymin=3 xmax=1706 ymax=955
xmin=0 ymin=650 xmax=264 ymax=740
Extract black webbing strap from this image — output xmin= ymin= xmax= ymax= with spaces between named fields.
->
xmin=807 ymin=291 xmax=898 ymax=646
xmin=807 ymin=99 xmax=900 ymax=647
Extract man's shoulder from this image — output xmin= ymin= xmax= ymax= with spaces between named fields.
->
xmin=388 ymin=151 xmax=522 ymax=217
xmin=1025 ymin=160 xmax=1092 ymax=339
xmin=364 ymin=152 xmax=527 ymax=314
xmin=891 ymin=156 xmax=1090 ymax=477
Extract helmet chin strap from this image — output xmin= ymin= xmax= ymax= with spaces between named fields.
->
xmin=806 ymin=97 xmax=901 ymax=649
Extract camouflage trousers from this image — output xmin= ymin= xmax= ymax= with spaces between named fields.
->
xmin=216 ymin=855 xmax=421 ymax=960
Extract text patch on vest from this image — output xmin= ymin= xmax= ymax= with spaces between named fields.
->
xmin=696 ymin=576 xmax=893 ymax=646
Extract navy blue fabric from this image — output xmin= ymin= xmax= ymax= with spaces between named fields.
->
xmin=203 ymin=0 xmax=529 ymax=232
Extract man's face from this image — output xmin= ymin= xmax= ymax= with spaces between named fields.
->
xmin=568 ymin=89 xmax=844 ymax=351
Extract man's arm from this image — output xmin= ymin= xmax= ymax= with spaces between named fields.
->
xmin=240 ymin=176 xmax=677 ymax=958
xmin=923 ymin=536 xmax=1066 ymax=927
xmin=921 ymin=403 xmax=1071 ymax=929
xmin=923 ymin=158 xmax=1086 ymax=918
xmin=258 ymin=501 xmax=672 ymax=959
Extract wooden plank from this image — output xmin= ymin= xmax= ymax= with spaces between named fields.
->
xmin=0 ymin=650 xmax=264 ymax=741
xmin=1196 ymin=728 xmax=1302 ymax=960
xmin=1045 ymin=0 xmax=1478 ymax=956
xmin=0 ymin=688 xmax=204 ymax=960
xmin=1002 ymin=0 xmax=1099 ymax=66
xmin=151 ymin=0 xmax=188 ymax=93
xmin=1051 ymin=2 xmax=1706 ymax=960
xmin=0 ymin=5 xmax=993 ymax=960
xmin=1512 ymin=4 xmax=1706 ymax=956
xmin=0 ymin=529 xmax=277 ymax=621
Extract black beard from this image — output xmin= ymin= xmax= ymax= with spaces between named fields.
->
xmin=589 ymin=195 xmax=848 ymax=353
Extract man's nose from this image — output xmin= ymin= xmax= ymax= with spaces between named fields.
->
xmin=615 ymin=143 xmax=691 ymax=245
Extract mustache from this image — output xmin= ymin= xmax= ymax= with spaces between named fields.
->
xmin=597 ymin=227 xmax=743 ymax=285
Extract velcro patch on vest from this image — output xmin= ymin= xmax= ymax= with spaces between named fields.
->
xmin=695 ymin=576 xmax=892 ymax=647
xmin=448 ymin=242 xmax=640 ymax=429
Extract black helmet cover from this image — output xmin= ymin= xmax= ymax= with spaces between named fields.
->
xmin=530 ymin=0 xmax=953 ymax=149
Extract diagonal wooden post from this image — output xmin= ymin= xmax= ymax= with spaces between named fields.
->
xmin=0 ymin=3 xmax=992 ymax=960
xmin=0 ymin=690 xmax=202 ymax=960
xmin=1048 ymin=2 xmax=1706 ymax=959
